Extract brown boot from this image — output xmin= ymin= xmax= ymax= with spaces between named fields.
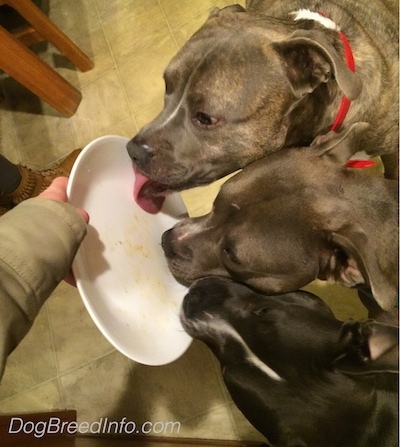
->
xmin=0 ymin=149 xmax=81 ymax=215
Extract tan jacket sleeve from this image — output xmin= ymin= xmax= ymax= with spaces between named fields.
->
xmin=0 ymin=198 xmax=87 ymax=378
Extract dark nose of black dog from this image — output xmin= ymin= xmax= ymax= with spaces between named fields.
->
xmin=126 ymin=137 xmax=153 ymax=167
xmin=183 ymin=278 xmax=229 ymax=320
xmin=182 ymin=289 xmax=203 ymax=320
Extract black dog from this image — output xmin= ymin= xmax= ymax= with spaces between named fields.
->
xmin=181 ymin=277 xmax=399 ymax=447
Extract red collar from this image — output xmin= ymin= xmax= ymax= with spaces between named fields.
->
xmin=330 ymin=31 xmax=355 ymax=132
xmin=329 ymin=25 xmax=374 ymax=168
xmin=293 ymin=10 xmax=373 ymax=168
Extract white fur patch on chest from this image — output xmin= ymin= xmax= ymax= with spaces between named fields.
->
xmin=290 ymin=9 xmax=340 ymax=31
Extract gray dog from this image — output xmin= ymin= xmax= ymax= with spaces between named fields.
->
xmin=162 ymin=123 xmax=398 ymax=312
xmin=127 ymin=0 xmax=398 ymax=212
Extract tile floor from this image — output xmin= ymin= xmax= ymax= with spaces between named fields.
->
xmin=0 ymin=0 xmax=367 ymax=442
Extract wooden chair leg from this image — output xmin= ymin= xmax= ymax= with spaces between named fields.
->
xmin=13 ymin=26 xmax=43 ymax=47
xmin=5 ymin=0 xmax=94 ymax=72
xmin=0 ymin=25 xmax=82 ymax=117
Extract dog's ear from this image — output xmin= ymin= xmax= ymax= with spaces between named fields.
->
xmin=334 ymin=320 xmax=399 ymax=374
xmin=328 ymin=225 xmax=398 ymax=311
xmin=274 ymin=30 xmax=362 ymax=100
xmin=310 ymin=122 xmax=369 ymax=165
xmin=208 ymin=4 xmax=246 ymax=18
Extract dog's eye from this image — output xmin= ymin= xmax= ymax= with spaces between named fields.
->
xmin=192 ymin=112 xmax=219 ymax=128
xmin=223 ymin=247 xmax=241 ymax=265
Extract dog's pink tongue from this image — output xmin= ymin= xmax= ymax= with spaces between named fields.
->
xmin=133 ymin=167 xmax=165 ymax=214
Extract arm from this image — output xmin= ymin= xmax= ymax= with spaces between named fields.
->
xmin=0 ymin=178 xmax=88 ymax=378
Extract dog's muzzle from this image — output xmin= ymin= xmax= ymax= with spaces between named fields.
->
xmin=161 ymin=228 xmax=193 ymax=260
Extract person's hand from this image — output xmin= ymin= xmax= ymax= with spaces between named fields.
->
xmin=39 ymin=177 xmax=89 ymax=286
xmin=39 ymin=177 xmax=89 ymax=223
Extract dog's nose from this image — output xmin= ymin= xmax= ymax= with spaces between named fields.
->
xmin=161 ymin=229 xmax=176 ymax=258
xmin=126 ymin=137 xmax=153 ymax=167
xmin=182 ymin=289 xmax=204 ymax=320
xmin=162 ymin=228 xmax=193 ymax=260
xmin=183 ymin=278 xmax=227 ymax=319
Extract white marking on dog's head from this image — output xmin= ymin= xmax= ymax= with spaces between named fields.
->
xmin=190 ymin=315 xmax=283 ymax=381
xmin=156 ymin=94 xmax=186 ymax=130
xmin=290 ymin=9 xmax=340 ymax=31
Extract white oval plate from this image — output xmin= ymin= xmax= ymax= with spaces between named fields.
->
xmin=67 ymin=135 xmax=192 ymax=366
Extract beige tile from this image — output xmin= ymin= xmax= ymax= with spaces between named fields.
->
xmin=7 ymin=2 xmax=109 ymax=95
xmin=46 ymin=286 xmax=114 ymax=374
xmin=0 ymin=86 xmax=16 ymax=136
xmin=70 ymin=68 xmax=132 ymax=147
xmin=181 ymin=172 xmax=237 ymax=218
xmin=172 ymin=14 xmax=211 ymax=48
xmin=103 ymin=116 xmax=138 ymax=139
xmin=303 ymin=281 xmax=367 ymax=321
xmin=118 ymin=35 xmax=177 ymax=114
xmin=0 ymin=130 xmax=21 ymax=165
xmin=0 ymin=79 xmax=78 ymax=165
xmin=214 ymin=0 xmax=246 ymax=8
xmin=171 ymin=0 xmax=246 ymax=47
xmin=1 ymin=49 xmax=76 ymax=124
xmin=228 ymin=402 xmax=266 ymax=442
xmin=49 ymin=0 xmax=100 ymax=40
xmin=0 ymin=380 xmax=62 ymax=414
xmin=134 ymin=100 xmax=163 ymax=130
xmin=178 ymin=403 xmax=238 ymax=439
xmin=357 ymin=157 xmax=385 ymax=177
xmin=131 ymin=341 xmax=229 ymax=425
xmin=180 ymin=183 xmax=219 ymax=218
xmin=50 ymin=280 xmax=74 ymax=299
xmin=55 ymin=29 xmax=115 ymax=88
xmin=59 ymin=351 xmax=138 ymax=425
xmin=14 ymin=115 xmax=76 ymax=167
xmin=0 ymin=307 xmax=56 ymax=400
xmin=159 ymin=0 xmax=218 ymax=30
xmin=95 ymin=0 xmax=137 ymax=19
xmin=0 ymin=76 xmax=63 ymax=124
xmin=103 ymin=0 xmax=171 ymax=63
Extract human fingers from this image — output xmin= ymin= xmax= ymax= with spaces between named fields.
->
xmin=39 ymin=176 xmax=69 ymax=201
xmin=39 ymin=177 xmax=89 ymax=224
